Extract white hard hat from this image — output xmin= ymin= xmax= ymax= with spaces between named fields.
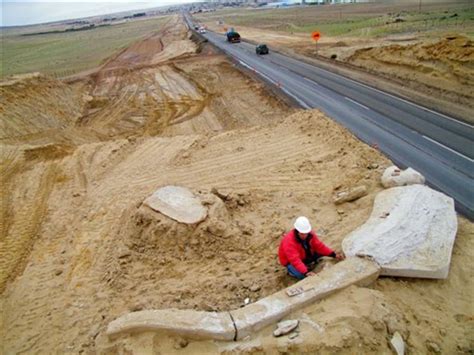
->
xmin=294 ymin=216 xmax=311 ymax=233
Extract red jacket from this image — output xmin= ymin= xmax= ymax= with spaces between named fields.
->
xmin=278 ymin=229 xmax=334 ymax=274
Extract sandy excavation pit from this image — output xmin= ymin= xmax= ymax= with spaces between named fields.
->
xmin=1 ymin=14 xmax=473 ymax=355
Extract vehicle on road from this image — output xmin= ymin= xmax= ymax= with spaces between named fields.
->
xmin=226 ymin=30 xmax=241 ymax=43
xmin=256 ymin=44 xmax=269 ymax=55
xmin=198 ymin=27 xmax=207 ymax=34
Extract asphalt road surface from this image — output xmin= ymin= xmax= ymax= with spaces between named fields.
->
xmin=186 ymin=17 xmax=474 ymax=219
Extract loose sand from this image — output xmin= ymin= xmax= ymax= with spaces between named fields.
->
xmin=1 ymin=14 xmax=472 ymax=354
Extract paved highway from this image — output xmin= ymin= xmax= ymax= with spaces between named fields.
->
xmin=186 ymin=16 xmax=474 ymax=219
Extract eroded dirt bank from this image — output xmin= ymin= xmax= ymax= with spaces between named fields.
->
xmin=1 ymin=14 xmax=473 ymax=355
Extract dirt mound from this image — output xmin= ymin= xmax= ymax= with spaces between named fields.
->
xmin=101 ymin=15 xmax=196 ymax=72
xmin=121 ymin=192 xmax=233 ymax=255
xmin=348 ymin=35 xmax=474 ymax=107
xmin=103 ymin=191 xmax=261 ymax=311
xmin=0 ymin=74 xmax=86 ymax=143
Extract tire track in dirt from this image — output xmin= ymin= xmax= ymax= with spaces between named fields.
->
xmin=3 ymin=260 xmax=68 ymax=354
xmin=0 ymin=162 xmax=58 ymax=292
xmin=0 ymin=15 xmax=299 ymax=354
xmin=0 ymin=150 xmax=24 ymax=242
xmin=165 ymin=63 xmax=215 ymax=125
xmin=87 ymin=123 xmax=328 ymax=206
xmin=75 ymin=155 xmax=88 ymax=192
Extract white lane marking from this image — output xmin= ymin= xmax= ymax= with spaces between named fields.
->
xmin=204 ymin=28 xmax=469 ymax=127
xmin=345 ymin=96 xmax=370 ymax=110
xmin=303 ymin=77 xmax=320 ymax=87
xmin=335 ymin=74 xmax=473 ymax=128
xmin=281 ymin=87 xmax=311 ymax=109
xmin=234 ymin=45 xmax=474 ymax=170
xmin=238 ymin=60 xmax=311 ymax=109
xmin=267 ymin=48 xmax=473 ymax=128
xmin=422 ymin=135 xmax=474 ymax=163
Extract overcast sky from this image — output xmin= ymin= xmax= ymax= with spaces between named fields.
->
xmin=1 ymin=1 xmax=194 ymax=27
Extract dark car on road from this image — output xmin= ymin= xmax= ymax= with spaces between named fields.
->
xmin=256 ymin=44 xmax=269 ymax=55
xmin=226 ymin=31 xmax=241 ymax=43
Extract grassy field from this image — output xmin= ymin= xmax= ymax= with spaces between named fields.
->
xmin=195 ymin=2 xmax=474 ymax=38
xmin=1 ymin=16 xmax=168 ymax=78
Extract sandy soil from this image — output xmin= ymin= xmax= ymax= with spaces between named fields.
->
xmin=199 ymin=18 xmax=474 ymax=120
xmin=1 ymin=14 xmax=473 ymax=355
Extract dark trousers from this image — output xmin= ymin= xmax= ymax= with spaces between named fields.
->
xmin=286 ymin=253 xmax=322 ymax=280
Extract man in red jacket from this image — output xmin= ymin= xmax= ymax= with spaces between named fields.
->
xmin=279 ymin=216 xmax=344 ymax=279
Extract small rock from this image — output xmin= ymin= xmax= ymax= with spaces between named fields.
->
xmin=65 ymin=309 xmax=74 ymax=317
xmin=118 ymin=250 xmax=131 ymax=258
xmin=130 ymin=303 xmax=145 ymax=312
xmin=368 ymin=163 xmax=379 ymax=169
xmin=334 ymin=185 xmax=368 ymax=205
xmin=381 ymin=165 xmax=425 ymax=188
xmin=316 ymin=228 xmax=327 ymax=236
xmin=390 ymin=331 xmax=405 ymax=355
xmin=88 ymin=323 xmax=101 ymax=340
xmin=207 ymin=221 xmax=227 ymax=237
xmin=174 ymin=338 xmax=189 ymax=349
xmin=289 ymin=332 xmax=299 ymax=340
xmin=426 ymin=341 xmax=441 ymax=353
xmin=244 ymin=297 xmax=250 ymax=305
xmin=373 ymin=320 xmax=385 ymax=331
xmin=249 ymin=284 xmax=261 ymax=292
xmin=337 ymin=209 xmax=345 ymax=215
xmin=72 ymin=192 xmax=81 ymax=197
xmin=273 ymin=319 xmax=299 ymax=337
xmin=182 ymin=152 xmax=190 ymax=159
xmin=54 ymin=269 xmax=63 ymax=276
xmin=211 ymin=187 xmax=230 ymax=201
xmin=96 ymin=292 xmax=107 ymax=300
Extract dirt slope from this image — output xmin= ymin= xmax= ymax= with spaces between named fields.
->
xmin=348 ymin=35 xmax=474 ymax=106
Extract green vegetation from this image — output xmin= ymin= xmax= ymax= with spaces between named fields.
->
xmin=1 ymin=17 xmax=168 ymax=78
xmin=196 ymin=4 xmax=474 ymax=38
